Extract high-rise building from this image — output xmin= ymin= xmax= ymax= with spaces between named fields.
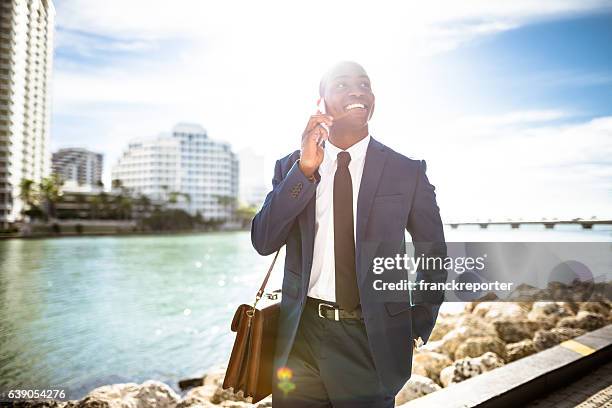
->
xmin=0 ymin=0 xmax=55 ymax=228
xmin=111 ymin=123 xmax=239 ymax=221
xmin=52 ymin=148 xmax=103 ymax=189
xmin=238 ymin=147 xmax=267 ymax=207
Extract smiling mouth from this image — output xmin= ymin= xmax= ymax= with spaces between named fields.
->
xmin=344 ymin=103 xmax=367 ymax=111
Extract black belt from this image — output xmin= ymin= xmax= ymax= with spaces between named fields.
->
xmin=306 ymin=297 xmax=363 ymax=321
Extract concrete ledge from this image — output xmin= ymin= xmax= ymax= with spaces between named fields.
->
xmin=401 ymin=324 xmax=612 ymax=408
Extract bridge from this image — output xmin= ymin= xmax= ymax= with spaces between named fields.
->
xmin=446 ymin=219 xmax=612 ymax=230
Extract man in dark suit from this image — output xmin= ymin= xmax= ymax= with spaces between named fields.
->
xmin=251 ymin=61 xmax=447 ymax=407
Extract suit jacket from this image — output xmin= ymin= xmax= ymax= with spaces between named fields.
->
xmin=251 ymin=136 xmax=447 ymax=395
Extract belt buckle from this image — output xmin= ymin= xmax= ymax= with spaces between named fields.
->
xmin=318 ymin=302 xmax=339 ymax=321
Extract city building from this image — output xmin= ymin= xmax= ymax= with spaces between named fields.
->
xmin=111 ymin=123 xmax=239 ymax=222
xmin=0 ymin=0 xmax=55 ymax=229
xmin=52 ymin=148 xmax=103 ymax=190
xmin=238 ymin=147 xmax=267 ymax=207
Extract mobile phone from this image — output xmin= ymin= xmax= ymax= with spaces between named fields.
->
xmin=317 ymin=97 xmax=327 ymax=114
xmin=316 ymin=98 xmax=328 ymax=147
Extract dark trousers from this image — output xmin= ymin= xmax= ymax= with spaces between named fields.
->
xmin=272 ymin=297 xmax=395 ymax=408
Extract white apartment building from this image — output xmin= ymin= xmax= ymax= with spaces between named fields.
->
xmin=52 ymin=147 xmax=103 ymax=189
xmin=0 ymin=0 xmax=55 ymax=228
xmin=111 ymin=123 xmax=239 ymax=222
xmin=238 ymin=147 xmax=267 ymax=207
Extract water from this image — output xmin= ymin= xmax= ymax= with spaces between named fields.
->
xmin=0 ymin=226 xmax=610 ymax=399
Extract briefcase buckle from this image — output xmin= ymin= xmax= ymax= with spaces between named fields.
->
xmin=318 ymin=303 xmax=339 ymax=321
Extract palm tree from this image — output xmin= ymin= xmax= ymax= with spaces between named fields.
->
xmin=39 ymin=175 xmax=63 ymax=220
xmin=167 ymin=191 xmax=191 ymax=205
xmin=90 ymin=195 xmax=102 ymax=220
xmin=235 ymin=204 xmax=258 ymax=228
xmin=137 ymin=193 xmax=151 ymax=213
xmin=111 ymin=179 xmax=123 ymax=190
xmin=119 ymin=196 xmax=133 ymax=220
xmin=215 ymin=195 xmax=237 ymax=222
xmin=168 ymin=191 xmax=180 ymax=205
xmin=97 ymin=191 xmax=109 ymax=219
xmin=19 ymin=179 xmax=37 ymax=217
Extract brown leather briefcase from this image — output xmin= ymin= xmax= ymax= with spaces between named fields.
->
xmin=222 ymin=249 xmax=281 ymax=403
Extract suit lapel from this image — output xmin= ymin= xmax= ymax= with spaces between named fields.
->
xmin=356 ymin=137 xmax=389 ymax=282
xmin=356 ymin=137 xmax=388 ymax=243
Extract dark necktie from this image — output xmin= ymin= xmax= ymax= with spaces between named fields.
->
xmin=334 ymin=151 xmax=360 ymax=311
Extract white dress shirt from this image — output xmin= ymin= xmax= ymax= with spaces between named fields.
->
xmin=307 ymin=134 xmax=371 ymax=302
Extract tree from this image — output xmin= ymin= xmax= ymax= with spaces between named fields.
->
xmin=137 ymin=193 xmax=151 ymax=213
xmin=167 ymin=191 xmax=191 ymax=205
xmin=19 ymin=179 xmax=36 ymax=216
xmin=119 ymin=196 xmax=133 ymax=220
xmin=214 ymin=195 xmax=237 ymax=222
xmin=97 ymin=191 xmax=109 ymax=219
xmin=111 ymin=179 xmax=123 ymax=190
xmin=235 ymin=205 xmax=258 ymax=228
xmin=19 ymin=178 xmax=44 ymax=221
xmin=89 ymin=195 xmax=102 ymax=220
xmin=39 ymin=175 xmax=63 ymax=220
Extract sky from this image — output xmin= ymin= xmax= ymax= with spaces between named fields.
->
xmin=50 ymin=0 xmax=612 ymax=222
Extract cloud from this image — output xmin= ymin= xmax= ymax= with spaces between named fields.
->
xmin=409 ymin=114 xmax=612 ymax=221
xmin=49 ymin=0 xmax=612 ymax=219
xmin=457 ymin=109 xmax=572 ymax=129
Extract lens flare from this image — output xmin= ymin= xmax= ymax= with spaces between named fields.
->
xmin=276 ymin=366 xmax=293 ymax=380
xmin=276 ymin=366 xmax=296 ymax=396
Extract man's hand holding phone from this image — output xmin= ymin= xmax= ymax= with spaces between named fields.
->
xmin=300 ymin=111 xmax=333 ymax=179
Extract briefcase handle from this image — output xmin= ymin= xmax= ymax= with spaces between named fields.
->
xmin=248 ymin=249 xmax=281 ymax=316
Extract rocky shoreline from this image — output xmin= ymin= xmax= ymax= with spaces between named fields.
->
xmin=10 ymin=299 xmax=612 ymax=408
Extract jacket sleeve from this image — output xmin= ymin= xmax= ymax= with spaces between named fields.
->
xmin=251 ymin=158 xmax=319 ymax=255
xmin=406 ymin=160 xmax=448 ymax=344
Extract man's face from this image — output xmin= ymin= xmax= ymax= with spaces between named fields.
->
xmin=323 ymin=62 xmax=375 ymax=129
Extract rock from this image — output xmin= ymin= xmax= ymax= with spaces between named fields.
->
xmin=429 ymin=326 xmax=475 ymax=358
xmin=454 ymin=314 xmax=498 ymax=337
xmin=219 ymin=398 xmax=272 ymax=408
xmin=439 ymin=352 xmax=504 ymax=387
xmin=412 ymin=351 xmax=453 ymax=384
xmin=203 ymin=366 xmax=227 ymax=387
xmin=82 ymin=380 xmax=180 ymax=408
xmin=454 ymin=336 xmax=507 ymax=361
xmin=211 ymin=387 xmax=252 ymax=404
xmin=557 ymin=311 xmax=606 ymax=331
xmin=439 ymin=366 xmax=456 ymax=388
xmin=527 ymin=302 xmax=575 ymax=328
xmin=472 ymin=302 xmax=529 ymax=321
xmin=395 ymin=374 xmax=441 ymax=405
xmin=463 ymin=302 xmax=476 ymax=313
xmin=13 ymin=402 xmax=77 ymax=408
xmin=176 ymin=385 xmax=218 ymax=407
xmin=429 ymin=314 xmax=459 ymax=341
xmin=505 ymin=339 xmax=537 ymax=362
xmin=533 ymin=327 xmax=586 ymax=351
xmin=493 ymin=320 xmax=541 ymax=343
xmin=424 ymin=314 xmax=497 ymax=358
xmin=578 ymin=302 xmax=610 ymax=317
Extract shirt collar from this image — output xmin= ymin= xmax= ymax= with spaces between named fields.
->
xmin=323 ymin=134 xmax=371 ymax=168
